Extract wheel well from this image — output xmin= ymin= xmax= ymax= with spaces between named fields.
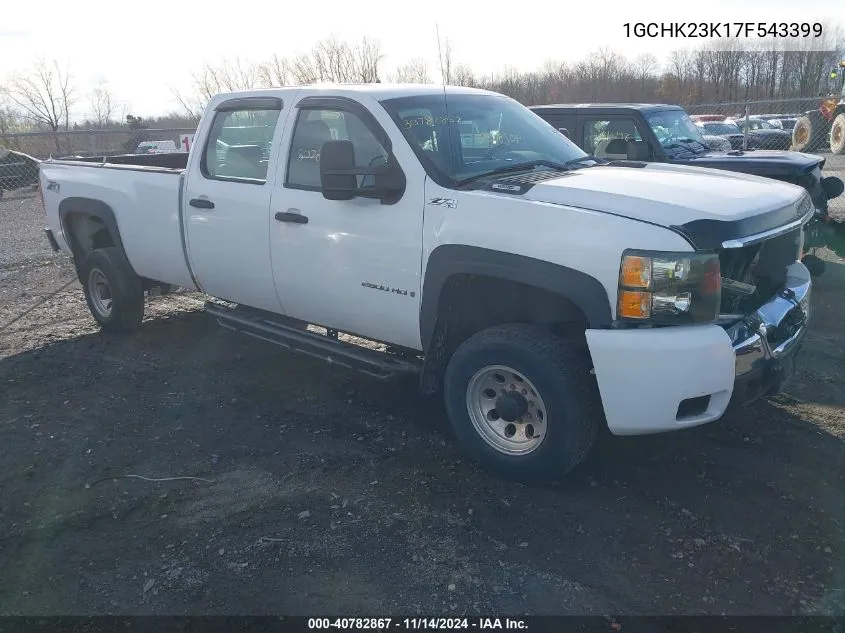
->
xmin=64 ymin=211 xmax=117 ymax=264
xmin=419 ymin=274 xmax=591 ymax=394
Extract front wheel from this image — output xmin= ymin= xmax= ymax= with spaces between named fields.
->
xmin=443 ymin=324 xmax=602 ymax=482
xmin=80 ymin=247 xmax=145 ymax=333
xmin=802 ymin=253 xmax=826 ymax=277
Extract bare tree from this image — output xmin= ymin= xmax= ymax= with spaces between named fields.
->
xmin=89 ymin=80 xmax=117 ymax=129
xmin=257 ymin=54 xmax=290 ymax=87
xmin=0 ymin=101 xmax=26 ymax=149
xmin=173 ymin=57 xmax=261 ymax=118
xmin=451 ymin=63 xmax=479 ymax=88
xmin=634 ymin=53 xmax=659 ymax=99
xmin=353 ymin=37 xmax=383 ymax=82
xmin=664 ymin=49 xmax=692 ymax=102
xmin=391 ymin=58 xmax=431 ymax=83
xmin=3 ymin=58 xmax=76 ymax=153
xmin=288 ymin=36 xmax=383 ymax=84
xmin=171 ymin=29 xmax=845 ymax=125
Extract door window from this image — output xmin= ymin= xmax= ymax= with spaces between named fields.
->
xmin=202 ymin=106 xmax=281 ymax=183
xmin=285 ymin=108 xmax=389 ymax=190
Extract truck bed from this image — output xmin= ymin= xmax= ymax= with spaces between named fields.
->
xmin=39 ymin=158 xmax=197 ymax=291
xmin=61 ymin=152 xmax=190 ymax=170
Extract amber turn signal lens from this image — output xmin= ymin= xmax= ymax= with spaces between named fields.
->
xmin=620 ymin=255 xmax=651 ymax=289
xmin=618 ymin=290 xmax=651 ymax=319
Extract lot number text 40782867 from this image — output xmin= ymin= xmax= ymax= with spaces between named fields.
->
xmin=306 ymin=618 xmax=528 ymax=631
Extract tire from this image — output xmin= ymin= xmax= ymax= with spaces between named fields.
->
xmin=830 ymin=113 xmax=845 ymax=155
xmin=792 ymin=113 xmax=827 ymax=152
xmin=80 ymin=247 xmax=145 ymax=333
xmin=443 ymin=323 xmax=602 ymax=482
xmin=802 ymin=253 xmax=826 ymax=277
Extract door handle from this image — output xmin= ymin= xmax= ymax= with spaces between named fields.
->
xmin=275 ymin=211 xmax=308 ymax=224
xmin=189 ymin=198 xmax=215 ymax=209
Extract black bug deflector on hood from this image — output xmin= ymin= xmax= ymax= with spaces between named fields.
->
xmin=672 ymin=194 xmax=815 ymax=251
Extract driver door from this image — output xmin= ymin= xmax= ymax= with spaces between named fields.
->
xmin=268 ymin=96 xmax=426 ymax=350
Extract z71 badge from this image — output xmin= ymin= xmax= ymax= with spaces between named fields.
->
xmin=428 ymin=197 xmax=457 ymax=208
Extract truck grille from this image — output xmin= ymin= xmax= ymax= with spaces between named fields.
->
xmin=718 ymin=228 xmax=801 ymax=314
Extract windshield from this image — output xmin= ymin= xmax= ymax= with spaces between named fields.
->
xmin=645 ymin=110 xmax=708 ymax=149
xmin=703 ymin=122 xmax=742 ymax=135
xmin=379 ymin=93 xmax=588 ymax=185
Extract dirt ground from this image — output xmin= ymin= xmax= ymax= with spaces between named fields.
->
xmin=1 ymin=187 xmax=844 ymax=617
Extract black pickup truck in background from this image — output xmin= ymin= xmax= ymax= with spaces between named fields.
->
xmin=529 ymin=103 xmax=844 ymax=217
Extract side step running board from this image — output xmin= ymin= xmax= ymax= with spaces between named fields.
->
xmin=204 ymin=301 xmax=421 ymax=380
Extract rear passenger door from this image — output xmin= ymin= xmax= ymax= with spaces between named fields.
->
xmin=184 ymin=96 xmax=292 ymax=313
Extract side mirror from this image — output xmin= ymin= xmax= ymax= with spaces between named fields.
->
xmin=319 ymin=140 xmax=357 ymax=201
xmin=319 ymin=139 xmax=406 ymax=203
xmin=558 ymin=128 xmax=570 ymax=138
xmin=627 ymin=140 xmax=651 ymax=161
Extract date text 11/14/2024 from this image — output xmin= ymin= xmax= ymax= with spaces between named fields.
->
xmin=307 ymin=618 xmax=528 ymax=631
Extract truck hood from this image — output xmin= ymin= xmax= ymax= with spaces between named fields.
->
xmin=672 ymin=149 xmax=821 ymax=178
xmin=516 ymin=163 xmax=809 ymax=249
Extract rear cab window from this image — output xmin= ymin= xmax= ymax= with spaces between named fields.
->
xmin=201 ymin=101 xmax=283 ymax=183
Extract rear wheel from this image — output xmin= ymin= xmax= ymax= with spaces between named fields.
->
xmin=80 ymin=247 xmax=145 ymax=333
xmin=830 ymin=113 xmax=845 ymax=155
xmin=443 ymin=324 xmax=602 ymax=482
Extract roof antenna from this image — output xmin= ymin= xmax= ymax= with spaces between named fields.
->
xmin=436 ymin=23 xmax=447 ymax=91
xmin=435 ymin=23 xmax=453 ymax=166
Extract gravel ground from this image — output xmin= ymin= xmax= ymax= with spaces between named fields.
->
xmin=1 ymin=187 xmax=844 ymax=616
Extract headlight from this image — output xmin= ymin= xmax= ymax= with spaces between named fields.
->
xmin=617 ymin=250 xmax=722 ymax=324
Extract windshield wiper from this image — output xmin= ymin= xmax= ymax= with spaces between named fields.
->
xmin=456 ymin=160 xmax=569 ymax=186
xmin=678 ymin=137 xmax=709 ymax=150
xmin=664 ymin=141 xmax=701 ymax=154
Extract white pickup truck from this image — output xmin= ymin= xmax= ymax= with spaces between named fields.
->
xmin=40 ymin=84 xmax=813 ymax=480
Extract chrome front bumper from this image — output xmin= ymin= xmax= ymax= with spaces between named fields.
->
xmin=726 ymin=261 xmax=811 ymax=405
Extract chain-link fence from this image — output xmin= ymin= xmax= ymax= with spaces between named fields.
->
xmin=685 ymin=96 xmax=844 ymax=153
xmin=0 ymin=128 xmax=196 ymax=199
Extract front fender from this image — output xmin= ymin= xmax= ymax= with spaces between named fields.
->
xmin=419 ymin=244 xmax=613 ymax=350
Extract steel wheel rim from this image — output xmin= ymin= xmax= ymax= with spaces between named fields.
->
xmin=465 ymin=365 xmax=548 ymax=455
xmin=834 ymin=124 xmax=843 ymax=145
xmin=88 ymin=268 xmax=113 ymax=318
xmin=796 ymin=126 xmax=808 ymax=144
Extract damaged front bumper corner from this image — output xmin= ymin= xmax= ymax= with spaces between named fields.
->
xmin=726 ymin=260 xmax=811 ymax=407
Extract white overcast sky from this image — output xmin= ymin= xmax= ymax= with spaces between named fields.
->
xmin=0 ymin=0 xmax=841 ymax=119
